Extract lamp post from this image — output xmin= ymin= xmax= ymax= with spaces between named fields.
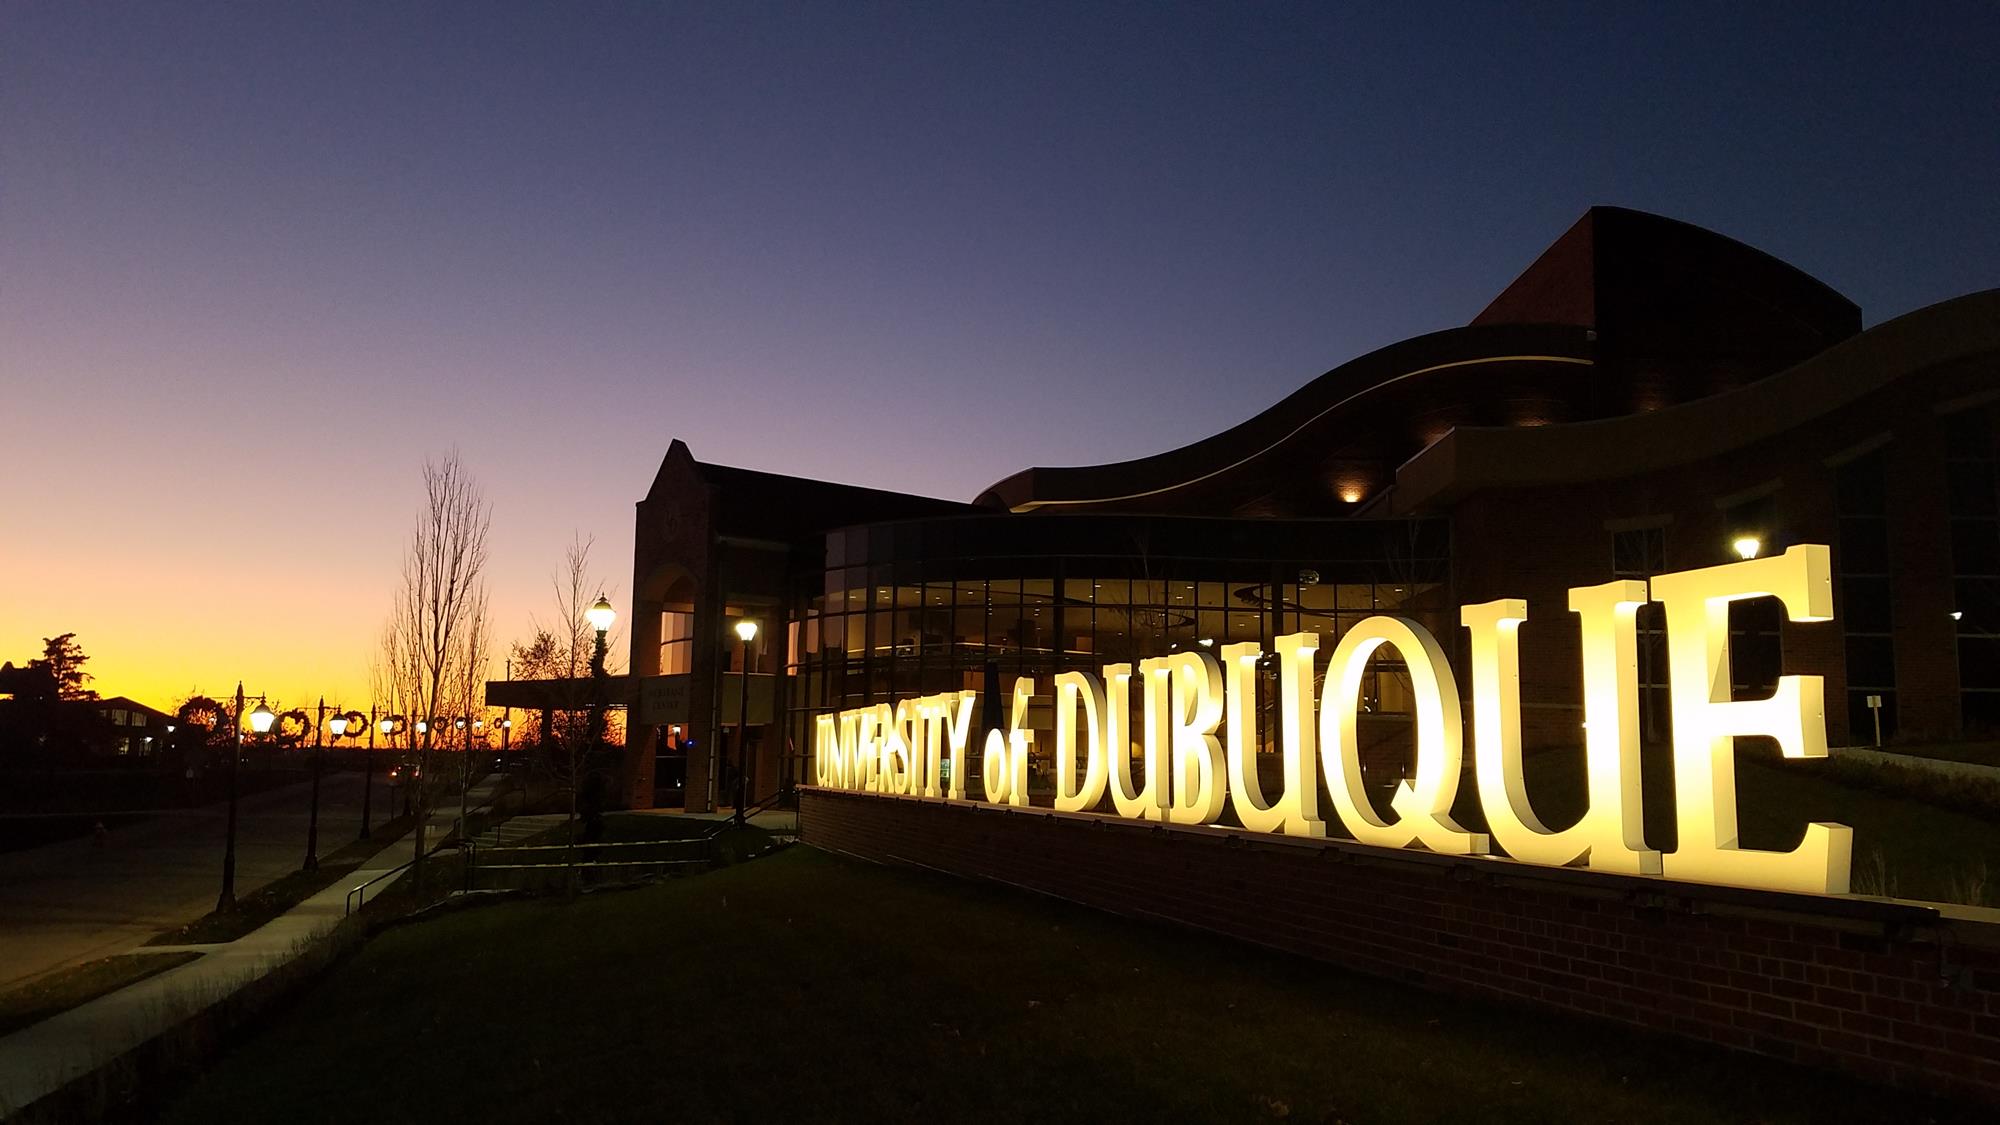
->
xmin=411 ymin=716 xmax=434 ymax=877
xmin=219 ymin=687 xmax=275 ymax=912
xmin=733 ymin=618 xmax=758 ymax=827
xmin=502 ymin=657 xmax=513 ymax=768
xmin=455 ymin=715 xmax=468 ymax=838
xmin=305 ymin=699 xmax=335 ymax=871
xmin=363 ymin=709 xmax=391 ymax=840
xmin=586 ymin=594 xmax=616 ymax=749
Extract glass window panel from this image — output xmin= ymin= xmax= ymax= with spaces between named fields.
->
xmin=1297 ymin=579 xmax=1336 ymax=636
xmin=1844 ymin=635 xmax=1895 ymax=688
xmin=1947 ymin=460 xmax=1998 ymax=517
xmin=1227 ymin=610 xmax=1263 ymax=645
xmin=1952 ymin=521 xmax=2000 ymax=576
xmin=1961 ymin=691 xmax=2000 ymax=734
xmin=1839 ymin=578 xmax=1893 ymax=633
xmin=1375 ymin=582 xmax=1414 ymax=611
xmin=954 ymin=580 xmax=988 ymax=654
xmin=1613 ymin=526 xmax=1666 ymax=575
xmin=1196 ymin=608 xmax=1228 ymax=647
xmin=1957 ymin=577 xmax=2000 ymax=628
xmin=1838 ymin=520 xmax=1891 ymax=575
xmin=1062 ymin=577 xmax=1097 ymax=607
xmin=1960 ymin=638 xmax=2000 ymax=689
xmin=1835 ymin=453 xmax=1887 ymax=516
xmin=1945 ymin=409 xmax=1994 ymax=460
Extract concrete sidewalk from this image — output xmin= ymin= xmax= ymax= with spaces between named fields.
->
xmin=0 ymin=774 xmax=509 ymax=1116
xmin=629 ymin=806 xmax=799 ymax=833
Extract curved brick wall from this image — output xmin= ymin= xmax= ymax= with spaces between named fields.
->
xmin=800 ymin=787 xmax=2000 ymax=1107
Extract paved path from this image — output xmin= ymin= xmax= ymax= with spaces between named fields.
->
xmin=630 ymin=806 xmax=799 ymax=833
xmin=0 ymin=775 xmax=507 ymax=1116
xmin=0 ymin=771 xmax=377 ymax=992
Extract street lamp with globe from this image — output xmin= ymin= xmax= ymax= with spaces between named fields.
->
xmin=733 ymin=618 xmax=758 ymax=826
xmin=219 ymin=692 xmax=276 ymax=911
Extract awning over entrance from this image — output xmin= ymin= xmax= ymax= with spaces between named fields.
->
xmin=484 ymin=673 xmax=774 ymax=725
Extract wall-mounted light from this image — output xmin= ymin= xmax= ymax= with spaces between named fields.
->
xmin=1732 ymin=536 xmax=1761 ymax=560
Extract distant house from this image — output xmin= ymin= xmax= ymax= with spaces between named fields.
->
xmin=91 ymin=696 xmax=173 ymax=757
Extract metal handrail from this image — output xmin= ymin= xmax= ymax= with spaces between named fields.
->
xmin=476 ymin=837 xmax=709 ymax=854
xmin=344 ymin=857 xmax=416 ymax=915
xmin=705 ymin=789 xmax=795 ymax=836
xmin=343 ymin=777 xmax=516 ymax=914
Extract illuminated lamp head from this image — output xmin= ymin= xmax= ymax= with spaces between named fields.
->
xmin=586 ymin=595 xmax=616 ymax=634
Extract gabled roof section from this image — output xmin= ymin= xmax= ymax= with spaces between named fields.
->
xmin=1475 ymin=206 xmax=1860 ymax=361
xmin=93 ymin=696 xmax=172 ymax=721
xmin=645 ymin=439 xmax=975 ymax=544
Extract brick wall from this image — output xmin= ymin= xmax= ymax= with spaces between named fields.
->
xmin=801 ymin=787 xmax=2000 ymax=1107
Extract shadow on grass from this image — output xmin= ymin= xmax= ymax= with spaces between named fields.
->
xmin=155 ymin=847 xmax=1982 ymax=1125
xmin=0 ymin=952 xmax=202 ymax=1039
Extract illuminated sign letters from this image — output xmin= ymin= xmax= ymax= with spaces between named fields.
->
xmin=814 ymin=545 xmax=1851 ymax=896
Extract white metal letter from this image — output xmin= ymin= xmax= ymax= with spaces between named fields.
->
xmin=1651 ymin=545 xmax=1849 ymax=894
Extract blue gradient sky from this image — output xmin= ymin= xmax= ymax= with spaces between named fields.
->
xmin=4 ymin=2 xmax=1997 ymax=710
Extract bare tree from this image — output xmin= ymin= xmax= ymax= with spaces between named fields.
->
xmin=508 ymin=533 xmax=621 ymax=885
xmin=384 ymin=452 xmax=492 ymax=886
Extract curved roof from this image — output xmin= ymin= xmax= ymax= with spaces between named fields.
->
xmin=976 ymin=323 xmax=1595 ymax=512
xmin=978 ymin=206 xmax=1865 ymax=516
xmin=1387 ymin=288 xmax=2000 ymax=512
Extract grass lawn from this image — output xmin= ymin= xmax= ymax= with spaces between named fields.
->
xmin=0 ymin=952 xmax=200 ymax=1039
xmin=158 ymin=847 xmax=1978 ymax=1125
xmin=146 ymin=814 xmax=416 ymax=945
xmin=1886 ymin=740 xmax=2000 ymax=768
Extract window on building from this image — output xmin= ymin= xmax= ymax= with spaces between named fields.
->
xmin=1612 ymin=524 xmax=1669 ymax=742
xmin=1720 ymin=494 xmax=1784 ymax=699
xmin=1837 ymin=450 xmax=1896 ymax=741
xmin=1945 ymin=407 xmax=2000 ymax=734
xmin=659 ymin=610 xmax=694 ymax=676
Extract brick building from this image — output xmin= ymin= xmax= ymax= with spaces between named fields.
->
xmin=503 ymin=207 xmax=2000 ymax=812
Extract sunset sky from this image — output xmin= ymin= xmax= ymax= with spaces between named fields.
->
xmin=5 ymin=3 xmax=1997 ymax=714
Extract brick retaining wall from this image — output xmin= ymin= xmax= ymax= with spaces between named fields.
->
xmin=800 ymin=787 xmax=2000 ymax=1106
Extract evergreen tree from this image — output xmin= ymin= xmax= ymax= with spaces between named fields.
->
xmin=37 ymin=634 xmax=96 ymax=701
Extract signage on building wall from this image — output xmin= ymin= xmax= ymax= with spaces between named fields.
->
xmin=815 ymin=545 xmax=1854 ymax=897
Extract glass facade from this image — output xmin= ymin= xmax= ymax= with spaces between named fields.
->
xmin=782 ymin=513 xmax=1451 ymax=783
